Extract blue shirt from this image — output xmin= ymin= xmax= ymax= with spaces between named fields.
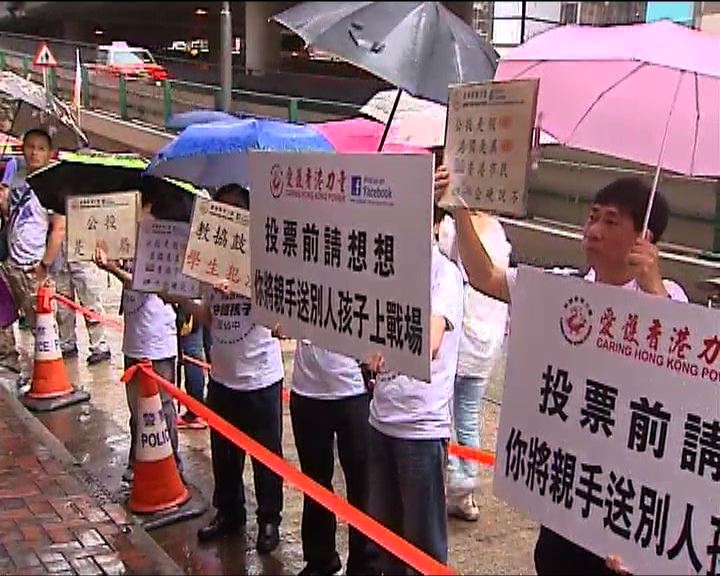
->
xmin=1 ymin=157 xmax=17 ymax=186
xmin=7 ymin=160 xmax=49 ymax=266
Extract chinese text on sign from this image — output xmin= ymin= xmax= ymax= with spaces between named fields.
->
xmin=248 ymin=151 xmax=434 ymax=382
xmin=495 ymin=267 xmax=720 ymax=574
xmin=442 ymin=79 xmax=538 ymax=216
xmin=65 ymin=191 xmax=139 ymax=262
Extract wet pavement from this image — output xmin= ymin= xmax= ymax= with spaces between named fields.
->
xmin=0 ymin=383 xmax=181 ymax=575
xmin=2 ymin=269 xmax=538 ymax=575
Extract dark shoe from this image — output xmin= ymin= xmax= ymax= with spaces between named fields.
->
xmin=299 ymin=556 xmax=342 ymax=576
xmin=62 ymin=346 xmax=79 ymax=359
xmin=87 ymin=349 xmax=111 ymax=365
xmin=197 ymin=513 xmax=244 ymax=542
xmin=256 ymin=522 xmax=280 ymax=554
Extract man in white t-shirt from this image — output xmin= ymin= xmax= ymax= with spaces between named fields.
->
xmin=365 ymin=206 xmax=464 ymax=574
xmin=92 ymin=194 xmax=182 ymax=483
xmin=166 ymin=185 xmax=284 ymax=555
xmin=290 ymin=343 xmax=379 ymax=575
xmin=435 ymin=171 xmax=688 ymax=575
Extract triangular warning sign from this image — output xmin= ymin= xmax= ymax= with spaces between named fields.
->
xmin=33 ymin=43 xmax=58 ymax=67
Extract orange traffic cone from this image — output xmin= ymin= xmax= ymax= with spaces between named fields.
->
xmin=21 ymin=286 xmax=90 ymax=412
xmin=123 ymin=362 xmax=189 ymax=514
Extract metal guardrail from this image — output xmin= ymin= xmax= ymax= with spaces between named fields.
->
xmin=2 ymin=38 xmax=720 ymax=256
xmin=0 ymin=43 xmax=361 ymax=126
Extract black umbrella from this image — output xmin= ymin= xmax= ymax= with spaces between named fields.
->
xmin=27 ymin=151 xmax=206 ymax=222
xmin=272 ymin=1 xmax=498 ymax=149
xmin=0 ymin=71 xmax=88 ymax=150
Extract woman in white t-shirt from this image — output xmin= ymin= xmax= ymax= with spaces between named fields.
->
xmin=167 ymin=185 xmax=284 ymax=556
xmin=93 ymin=195 xmax=181 ymax=483
xmin=290 ymin=343 xmax=378 ymax=575
xmin=438 ymin=213 xmax=511 ymax=522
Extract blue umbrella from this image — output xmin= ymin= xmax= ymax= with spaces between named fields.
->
xmin=165 ymin=109 xmax=241 ymax=131
xmin=147 ymin=118 xmax=335 ymax=189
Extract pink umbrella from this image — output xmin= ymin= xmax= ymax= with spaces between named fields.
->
xmin=496 ymin=20 xmax=720 ymax=229
xmin=361 ymin=89 xmax=447 ymax=148
xmin=313 ymin=117 xmax=431 ymax=154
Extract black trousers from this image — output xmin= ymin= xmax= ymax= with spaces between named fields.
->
xmin=206 ymin=378 xmax=284 ymax=526
xmin=290 ymin=391 xmax=378 ymax=574
xmin=534 ymin=527 xmax=615 ymax=575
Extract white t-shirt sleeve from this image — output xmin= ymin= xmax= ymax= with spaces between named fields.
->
xmin=663 ymin=279 xmax=689 ymax=303
xmin=431 ymin=257 xmax=464 ymax=332
xmin=505 ymin=267 xmax=519 ymax=303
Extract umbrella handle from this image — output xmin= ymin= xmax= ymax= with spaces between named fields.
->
xmin=642 ymin=71 xmax=684 ymax=236
xmin=378 ymin=88 xmax=402 ymax=152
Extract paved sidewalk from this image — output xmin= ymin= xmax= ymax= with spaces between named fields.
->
xmin=0 ymin=387 xmax=182 ymax=576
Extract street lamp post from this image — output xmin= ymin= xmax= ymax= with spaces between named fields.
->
xmin=219 ymin=0 xmax=232 ymax=112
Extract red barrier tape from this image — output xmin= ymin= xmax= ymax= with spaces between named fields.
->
xmin=52 ymin=295 xmax=497 ymax=467
xmin=52 ymin=293 xmax=125 ymax=331
xmin=129 ymin=363 xmax=455 ymax=576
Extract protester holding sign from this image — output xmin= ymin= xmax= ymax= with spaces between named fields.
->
xmin=290 ymin=342 xmax=378 ymax=575
xmin=438 ymin=211 xmax=510 ymax=521
xmin=92 ymin=192 xmax=182 ymax=484
xmin=365 ymin=207 xmax=464 ymax=574
xmin=435 ymin=171 xmax=688 ymax=574
xmin=165 ymin=184 xmax=284 ymax=555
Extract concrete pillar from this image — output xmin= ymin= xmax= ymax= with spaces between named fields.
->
xmin=244 ymin=1 xmax=283 ymax=74
xmin=219 ymin=1 xmax=232 ymax=111
xmin=443 ymin=1 xmax=474 ymax=26
xmin=208 ymin=6 xmax=223 ymax=83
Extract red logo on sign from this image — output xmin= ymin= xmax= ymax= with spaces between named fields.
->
xmin=560 ymin=296 xmax=593 ymax=346
xmin=270 ymin=164 xmax=284 ymax=198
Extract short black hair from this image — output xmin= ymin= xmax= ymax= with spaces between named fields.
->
xmin=23 ymin=128 xmax=52 ymax=148
xmin=592 ymin=177 xmax=669 ymax=243
xmin=215 ymin=184 xmax=249 ymax=210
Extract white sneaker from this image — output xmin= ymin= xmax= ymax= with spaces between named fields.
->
xmin=448 ymin=493 xmax=480 ymax=522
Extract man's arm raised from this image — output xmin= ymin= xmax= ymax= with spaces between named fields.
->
xmin=434 ymin=165 xmax=511 ymax=303
xmin=453 ymin=209 xmax=511 ymax=303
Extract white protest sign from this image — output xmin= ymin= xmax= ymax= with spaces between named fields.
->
xmin=494 ymin=266 xmax=720 ymax=574
xmin=182 ymin=197 xmax=251 ymax=297
xmin=131 ymin=219 xmax=201 ymax=298
xmin=442 ymin=79 xmax=538 ymax=216
xmin=249 ymin=151 xmax=434 ymax=382
xmin=65 ymin=191 xmax=139 ymax=262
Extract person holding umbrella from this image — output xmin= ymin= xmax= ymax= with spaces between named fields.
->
xmin=434 ymin=169 xmax=688 ymax=575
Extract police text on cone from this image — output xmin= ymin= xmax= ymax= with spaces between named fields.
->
xmin=123 ymin=363 xmax=189 ymax=514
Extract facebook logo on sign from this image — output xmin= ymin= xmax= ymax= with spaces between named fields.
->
xmin=351 ymin=176 xmax=362 ymax=196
